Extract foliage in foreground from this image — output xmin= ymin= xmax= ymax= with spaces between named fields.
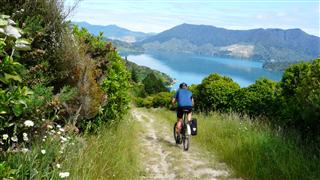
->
xmin=1 ymin=1 xmax=132 ymax=177
xmin=0 ymin=124 xmax=79 ymax=179
xmin=0 ymin=115 xmax=140 ymax=179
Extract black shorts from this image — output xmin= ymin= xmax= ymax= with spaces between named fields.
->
xmin=177 ymin=106 xmax=192 ymax=118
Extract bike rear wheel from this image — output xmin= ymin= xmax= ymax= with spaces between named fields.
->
xmin=182 ymin=125 xmax=190 ymax=151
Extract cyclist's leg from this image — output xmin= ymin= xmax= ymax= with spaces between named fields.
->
xmin=176 ymin=118 xmax=182 ymax=133
xmin=176 ymin=107 xmax=183 ymax=133
xmin=187 ymin=106 xmax=193 ymax=122
xmin=187 ymin=112 xmax=192 ymax=122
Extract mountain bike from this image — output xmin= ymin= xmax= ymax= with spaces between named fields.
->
xmin=173 ymin=109 xmax=190 ymax=151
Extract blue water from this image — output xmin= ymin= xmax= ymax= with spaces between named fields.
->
xmin=126 ymin=51 xmax=283 ymax=90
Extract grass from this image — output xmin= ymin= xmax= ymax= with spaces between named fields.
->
xmin=64 ymin=114 xmax=141 ymax=179
xmin=150 ymin=108 xmax=320 ymax=180
xmin=0 ymin=114 xmax=141 ymax=179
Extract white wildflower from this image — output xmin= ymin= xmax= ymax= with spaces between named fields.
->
xmin=8 ymin=19 xmax=16 ymax=26
xmin=11 ymin=135 xmax=18 ymax=142
xmin=23 ymin=136 xmax=29 ymax=142
xmin=41 ymin=149 xmax=46 ymax=154
xmin=59 ymin=128 xmax=65 ymax=132
xmin=47 ymin=125 xmax=53 ymax=129
xmin=57 ymin=125 xmax=61 ymax=128
xmin=42 ymin=138 xmax=46 ymax=142
xmin=5 ymin=25 xmax=21 ymax=39
xmin=59 ymin=172 xmax=70 ymax=178
xmin=56 ymin=164 xmax=61 ymax=169
xmin=24 ymin=120 xmax=34 ymax=127
xmin=21 ymin=148 xmax=29 ymax=153
xmin=57 ymin=131 xmax=61 ymax=135
xmin=60 ymin=136 xmax=67 ymax=142
xmin=50 ymin=130 xmax=56 ymax=134
xmin=2 ymin=134 xmax=8 ymax=140
xmin=42 ymin=118 xmax=46 ymax=121
xmin=23 ymin=133 xmax=27 ymax=137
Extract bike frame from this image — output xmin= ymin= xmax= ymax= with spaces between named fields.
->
xmin=181 ymin=110 xmax=190 ymax=151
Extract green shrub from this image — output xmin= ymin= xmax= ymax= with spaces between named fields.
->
xmin=135 ymin=92 xmax=173 ymax=109
xmin=231 ymin=78 xmax=278 ymax=117
xmin=131 ymin=82 xmax=147 ymax=98
xmin=194 ymin=73 xmax=240 ymax=112
xmin=152 ymin=92 xmax=173 ymax=108
xmin=277 ymin=59 xmax=320 ymax=138
xmin=101 ymin=51 xmax=130 ymax=122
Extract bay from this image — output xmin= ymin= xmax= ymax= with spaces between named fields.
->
xmin=125 ymin=51 xmax=283 ymax=90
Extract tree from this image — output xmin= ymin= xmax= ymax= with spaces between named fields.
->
xmin=131 ymin=68 xmax=139 ymax=83
xmin=142 ymin=72 xmax=168 ymax=94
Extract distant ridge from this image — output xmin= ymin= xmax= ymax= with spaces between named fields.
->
xmin=73 ymin=21 xmax=154 ymax=43
xmin=138 ymin=23 xmax=320 ymax=64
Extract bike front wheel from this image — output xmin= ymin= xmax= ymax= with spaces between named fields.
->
xmin=183 ymin=134 xmax=190 ymax=151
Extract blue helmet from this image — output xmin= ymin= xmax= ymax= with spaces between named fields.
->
xmin=179 ymin=82 xmax=188 ymax=89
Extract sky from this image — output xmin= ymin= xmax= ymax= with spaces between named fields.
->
xmin=64 ymin=0 xmax=320 ymax=36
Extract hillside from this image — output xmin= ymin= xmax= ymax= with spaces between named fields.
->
xmin=124 ymin=59 xmax=174 ymax=86
xmin=138 ymin=23 xmax=320 ymax=66
xmin=73 ymin=21 xmax=154 ymax=43
xmin=109 ymin=39 xmax=144 ymax=55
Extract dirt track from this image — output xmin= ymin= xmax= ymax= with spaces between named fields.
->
xmin=132 ymin=109 xmax=237 ymax=180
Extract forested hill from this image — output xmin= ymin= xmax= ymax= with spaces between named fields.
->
xmin=138 ymin=23 xmax=320 ymax=64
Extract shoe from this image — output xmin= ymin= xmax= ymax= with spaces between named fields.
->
xmin=176 ymin=134 xmax=181 ymax=144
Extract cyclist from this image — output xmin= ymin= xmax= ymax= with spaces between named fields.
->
xmin=172 ymin=82 xmax=194 ymax=144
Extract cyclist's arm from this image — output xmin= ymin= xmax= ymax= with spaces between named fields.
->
xmin=172 ymin=98 xmax=176 ymax=105
xmin=192 ymin=97 xmax=194 ymax=106
xmin=172 ymin=91 xmax=178 ymax=105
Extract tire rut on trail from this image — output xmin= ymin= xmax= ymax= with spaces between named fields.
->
xmin=132 ymin=108 xmax=238 ymax=180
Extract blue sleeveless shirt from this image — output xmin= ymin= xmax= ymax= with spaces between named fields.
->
xmin=174 ymin=89 xmax=193 ymax=107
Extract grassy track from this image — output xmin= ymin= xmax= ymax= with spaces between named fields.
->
xmin=150 ymin=108 xmax=320 ymax=180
